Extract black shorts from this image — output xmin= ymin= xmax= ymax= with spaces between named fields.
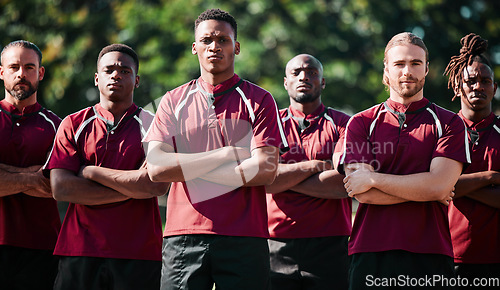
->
xmin=268 ymin=236 xmax=349 ymax=290
xmin=54 ymin=256 xmax=161 ymax=290
xmin=349 ymin=250 xmax=455 ymax=290
xmin=454 ymin=263 xmax=500 ymax=289
xmin=161 ymin=234 xmax=270 ymax=290
xmin=0 ymin=245 xmax=58 ymax=290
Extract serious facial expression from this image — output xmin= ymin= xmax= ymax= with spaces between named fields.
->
xmin=284 ymin=55 xmax=325 ymax=104
xmin=95 ymin=51 xmax=139 ymax=102
xmin=384 ymin=44 xmax=428 ymax=99
xmin=459 ymin=61 xmax=497 ymax=112
xmin=0 ymin=46 xmax=44 ymax=101
xmin=192 ymin=20 xmax=240 ymax=80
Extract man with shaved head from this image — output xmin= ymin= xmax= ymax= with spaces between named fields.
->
xmin=266 ymin=54 xmax=351 ymax=289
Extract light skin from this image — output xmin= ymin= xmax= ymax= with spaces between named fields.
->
xmin=51 ymin=50 xmax=169 ymax=205
xmin=384 ymin=44 xmax=428 ymax=105
xmin=0 ymin=45 xmax=51 ymax=198
xmin=453 ymin=61 xmax=500 ymax=209
xmin=266 ymin=54 xmax=347 ymax=199
xmin=147 ymin=19 xmax=278 ymax=187
xmin=344 ymin=43 xmax=462 ymax=205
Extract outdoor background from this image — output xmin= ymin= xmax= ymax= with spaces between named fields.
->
xmin=2 ymin=0 xmax=500 ymax=221
xmin=2 ymin=0 xmax=500 ymax=117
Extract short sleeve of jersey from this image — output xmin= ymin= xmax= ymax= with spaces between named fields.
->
xmin=332 ymin=111 xmax=350 ymax=156
xmin=433 ymin=113 xmax=470 ymax=164
xmin=249 ymin=89 xmax=286 ymax=150
xmin=142 ymin=91 xmax=176 ymax=147
xmin=338 ymin=112 xmax=373 ymax=174
xmin=45 ymin=115 xmax=82 ymax=174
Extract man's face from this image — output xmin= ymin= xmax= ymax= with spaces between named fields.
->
xmin=384 ymin=44 xmax=428 ymax=99
xmin=192 ymin=19 xmax=240 ymax=80
xmin=459 ymin=61 xmax=497 ymax=112
xmin=0 ymin=46 xmax=44 ymax=101
xmin=94 ymin=51 xmax=139 ymax=102
xmin=284 ymin=55 xmax=325 ymax=104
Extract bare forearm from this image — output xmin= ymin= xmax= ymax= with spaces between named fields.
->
xmin=0 ymin=167 xmax=51 ymax=198
xmin=266 ymin=161 xmax=325 ymax=193
xmin=201 ymin=146 xmax=279 ymax=187
xmin=82 ymin=166 xmax=170 ymax=199
xmin=51 ymin=169 xmax=129 ymax=205
xmin=354 ymin=189 xmax=408 ymax=205
xmin=465 ymin=186 xmax=500 ymax=209
xmin=146 ymin=141 xmax=249 ymax=182
xmin=291 ymin=170 xmax=349 ymax=199
xmin=345 ymin=158 xmax=462 ymax=202
xmin=454 ymin=171 xmax=499 ymax=198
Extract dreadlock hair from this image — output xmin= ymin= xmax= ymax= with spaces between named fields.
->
xmin=444 ymin=33 xmax=491 ymax=101
xmin=383 ymin=32 xmax=429 ymax=88
xmin=97 ymin=44 xmax=139 ymax=73
xmin=195 ymin=8 xmax=237 ymax=40
xmin=1 ymin=40 xmax=42 ymax=66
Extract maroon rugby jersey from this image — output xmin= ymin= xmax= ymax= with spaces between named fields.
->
xmin=143 ymin=74 xmax=287 ymax=238
xmin=0 ymin=99 xmax=61 ymax=250
xmin=449 ymin=111 xmax=500 ymax=264
xmin=267 ymin=104 xmax=352 ymax=238
xmin=45 ymin=103 xmax=162 ymax=261
xmin=340 ymin=98 xmax=469 ymax=257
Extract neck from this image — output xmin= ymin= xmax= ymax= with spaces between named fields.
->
xmin=5 ymin=92 xmax=37 ymax=112
xmin=291 ymin=98 xmax=322 ymax=116
xmin=200 ymin=69 xmax=234 ymax=86
xmin=462 ymin=107 xmax=492 ymax=123
xmin=389 ymin=89 xmax=423 ymax=106
xmin=99 ymin=97 xmax=133 ymax=122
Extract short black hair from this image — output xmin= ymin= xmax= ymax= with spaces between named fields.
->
xmin=1 ymin=40 xmax=43 ymax=66
xmin=195 ymin=8 xmax=237 ymax=40
xmin=97 ymin=44 xmax=139 ymax=73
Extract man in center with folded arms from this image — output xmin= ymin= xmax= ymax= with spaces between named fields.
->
xmin=144 ymin=8 xmax=287 ymax=290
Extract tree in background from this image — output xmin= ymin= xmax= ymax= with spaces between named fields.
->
xmin=1 ymin=0 xmax=499 ymax=117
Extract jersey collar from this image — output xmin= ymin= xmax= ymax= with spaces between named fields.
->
xmin=197 ymin=74 xmax=241 ymax=96
xmin=459 ymin=111 xmax=496 ymax=131
xmin=385 ymin=97 xmax=430 ymax=114
xmin=0 ymin=99 xmax=42 ymax=115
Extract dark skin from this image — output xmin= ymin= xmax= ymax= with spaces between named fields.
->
xmin=51 ymin=51 xmax=169 ymax=205
xmin=266 ymin=54 xmax=347 ymax=199
xmin=453 ymin=61 xmax=500 ymax=209
xmin=147 ymin=19 xmax=279 ymax=187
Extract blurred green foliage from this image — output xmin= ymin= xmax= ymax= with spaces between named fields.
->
xmin=1 ymin=0 xmax=500 ymax=118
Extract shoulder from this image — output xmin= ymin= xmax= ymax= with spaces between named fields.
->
xmin=239 ymin=79 xmax=272 ymax=100
xmin=38 ymin=107 xmax=62 ymax=128
xmin=60 ymin=107 xmax=95 ymax=128
xmin=326 ymin=107 xmax=351 ymax=125
xmin=350 ymin=103 xmax=384 ymax=123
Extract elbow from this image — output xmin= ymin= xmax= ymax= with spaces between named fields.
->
xmin=52 ymin=187 xmax=68 ymax=202
xmin=147 ymin=165 xmax=164 ymax=183
xmin=260 ymin=167 xmax=278 ymax=186
xmin=150 ymin=182 xmax=170 ymax=197
xmin=430 ymin=186 xmax=453 ymax=201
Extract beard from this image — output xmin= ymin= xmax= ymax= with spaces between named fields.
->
xmin=6 ymin=80 xmax=38 ymax=101
xmin=391 ymin=77 xmax=425 ymax=98
xmin=292 ymin=92 xmax=320 ymax=104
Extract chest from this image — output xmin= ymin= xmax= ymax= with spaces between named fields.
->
xmin=0 ymin=114 xmax=56 ymax=166
xmin=76 ymin=119 xmax=144 ymax=169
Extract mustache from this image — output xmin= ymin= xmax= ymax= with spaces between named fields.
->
xmin=14 ymin=80 xmax=31 ymax=87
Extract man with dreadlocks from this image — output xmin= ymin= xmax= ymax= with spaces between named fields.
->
xmin=444 ymin=33 xmax=500 ymax=286
xmin=339 ymin=32 xmax=470 ymax=289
